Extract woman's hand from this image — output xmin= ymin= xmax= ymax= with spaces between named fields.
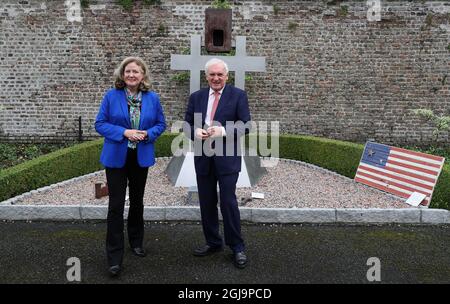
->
xmin=124 ymin=129 xmax=147 ymax=142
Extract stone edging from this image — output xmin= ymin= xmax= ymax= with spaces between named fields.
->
xmin=0 ymin=205 xmax=448 ymax=224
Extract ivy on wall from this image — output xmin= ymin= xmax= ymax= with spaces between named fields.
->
xmin=211 ymin=0 xmax=231 ymax=9
xmin=116 ymin=0 xmax=161 ymax=11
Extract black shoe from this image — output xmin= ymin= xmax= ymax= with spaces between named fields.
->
xmin=108 ymin=265 xmax=121 ymax=277
xmin=233 ymin=251 xmax=247 ymax=269
xmin=131 ymin=247 xmax=147 ymax=257
xmin=193 ymin=244 xmax=223 ymax=257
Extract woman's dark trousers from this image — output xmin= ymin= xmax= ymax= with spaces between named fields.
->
xmin=105 ymin=148 xmax=148 ymax=266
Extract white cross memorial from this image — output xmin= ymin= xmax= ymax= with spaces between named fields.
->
xmin=166 ymin=35 xmax=267 ymax=191
xmin=170 ymin=35 xmax=266 ymax=93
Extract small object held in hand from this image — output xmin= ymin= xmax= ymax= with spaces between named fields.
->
xmin=207 ymin=126 xmax=224 ymax=138
xmin=95 ymin=182 xmax=109 ymax=199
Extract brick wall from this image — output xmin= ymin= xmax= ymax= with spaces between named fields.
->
xmin=0 ymin=0 xmax=449 ymax=145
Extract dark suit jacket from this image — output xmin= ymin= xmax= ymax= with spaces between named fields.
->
xmin=184 ymin=85 xmax=251 ymax=176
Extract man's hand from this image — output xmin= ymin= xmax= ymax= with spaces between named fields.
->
xmin=195 ymin=128 xmax=210 ymax=140
xmin=207 ymin=126 xmax=224 ymax=138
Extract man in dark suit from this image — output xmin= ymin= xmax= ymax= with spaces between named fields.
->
xmin=184 ymin=58 xmax=251 ymax=269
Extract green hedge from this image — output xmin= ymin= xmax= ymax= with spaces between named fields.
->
xmin=432 ymin=163 xmax=450 ymax=210
xmin=0 ymin=139 xmax=103 ymax=202
xmin=246 ymin=134 xmax=362 ymax=178
xmin=1 ymin=133 xmax=448 ymax=210
xmin=278 ymin=135 xmax=363 ymax=178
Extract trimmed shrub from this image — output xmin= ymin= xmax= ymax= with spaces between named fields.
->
xmin=432 ymin=163 xmax=450 ymax=210
xmin=154 ymin=133 xmax=178 ymax=157
xmin=0 ymin=139 xmax=103 ymax=202
xmin=278 ymin=135 xmax=363 ymax=178
xmin=246 ymin=134 xmax=362 ymax=177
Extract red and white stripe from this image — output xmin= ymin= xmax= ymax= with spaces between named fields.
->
xmin=355 ymin=146 xmax=445 ymax=206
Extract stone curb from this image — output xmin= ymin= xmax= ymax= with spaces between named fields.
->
xmin=0 ymin=205 xmax=448 ymax=224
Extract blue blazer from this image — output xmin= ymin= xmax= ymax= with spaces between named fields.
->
xmin=95 ymin=88 xmax=166 ymax=168
xmin=184 ymin=85 xmax=251 ymax=176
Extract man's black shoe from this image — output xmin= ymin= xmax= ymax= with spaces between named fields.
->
xmin=233 ymin=251 xmax=247 ymax=269
xmin=108 ymin=265 xmax=121 ymax=277
xmin=193 ymin=245 xmax=223 ymax=257
xmin=131 ymin=247 xmax=147 ymax=257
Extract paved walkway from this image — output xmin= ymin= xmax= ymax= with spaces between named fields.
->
xmin=0 ymin=220 xmax=449 ymax=284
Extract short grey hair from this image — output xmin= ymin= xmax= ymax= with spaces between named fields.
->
xmin=205 ymin=58 xmax=229 ymax=75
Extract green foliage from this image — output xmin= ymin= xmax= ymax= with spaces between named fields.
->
xmin=154 ymin=133 xmax=177 ymax=157
xmin=0 ymin=144 xmax=17 ymax=169
xmin=412 ymin=108 xmax=434 ymax=120
xmin=211 ymin=0 xmax=231 ymax=9
xmin=253 ymin=134 xmax=363 ymax=178
xmin=80 ymin=0 xmax=90 ymax=8
xmin=246 ymin=134 xmax=363 ymax=178
xmin=143 ymin=0 xmax=161 ymax=4
xmin=157 ymin=23 xmax=168 ymax=36
xmin=436 ymin=116 xmax=450 ymax=133
xmin=288 ymin=22 xmax=298 ymax=31
xmin=181 ymin=47 xmax=191 ymax=55
xmin=226 ymin=73 xmax=234 ymax=84
xmin=412 ymin=108 xmax=450 ymax=141
xmin=117 ymin=0 xmax=133 ymax=11
xmin=425 ymin=13 xmax=433 ymax=27
xmin=226 ymin=72 xmax=253 ymax=85
xmin=171 ymin=72 xmax=190 ymax=83
xmin=338 ymin=5 xmax=348 ymax=17
xmin=432 ymin=163 xmax=450 ymax=210
xmin=117 ymin=0 xmax=161 ymax=10
xmin=223 ymin=49 xmax=236 ymax=56
xmin=409 ymin=146 xmax=450 ymax=163
xmin=0 ymin=140 xmax=103 ymax=202
xmin=273 ymin=4 xmax=280 ymax=15
xmin=0 ymin=143 xmax=73 ymax=169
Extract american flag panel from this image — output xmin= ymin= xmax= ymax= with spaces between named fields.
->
xmin=354 ymin=142 xmax=445 ymax=207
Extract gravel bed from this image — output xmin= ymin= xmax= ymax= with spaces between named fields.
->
xmin=13 ymin=158 xmax=408 ymax=209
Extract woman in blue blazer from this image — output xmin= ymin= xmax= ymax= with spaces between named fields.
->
xmin=95 ymin=56 xmax=166 ymax=277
